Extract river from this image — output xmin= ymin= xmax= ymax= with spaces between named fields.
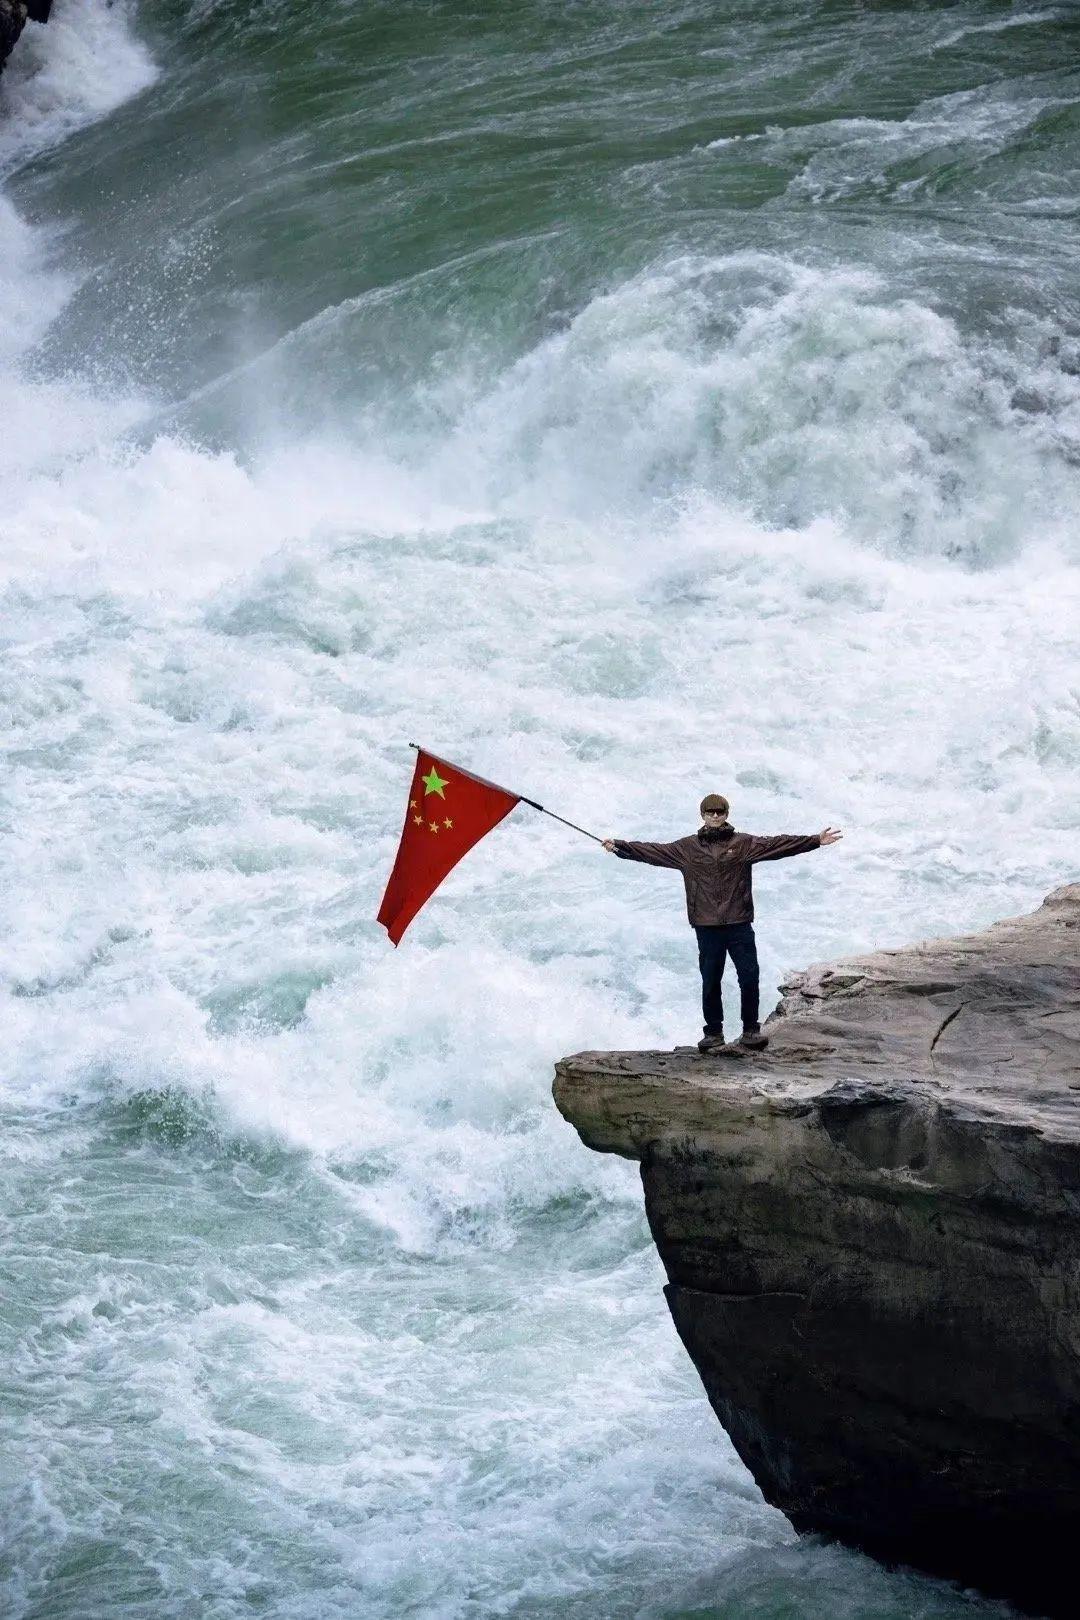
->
xmin=2 ymin=3 xmax=1078 ymax=1615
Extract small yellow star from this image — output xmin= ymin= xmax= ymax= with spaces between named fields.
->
xmin=413 ymin=815 xmax=423 ymax=825
xmin=444 ymin=818 xmax=453 ymax=829
xmin=410 ymin=798 xmax=418 ymax=809
xmin=429 ymin=822 xmax=439 ymax=833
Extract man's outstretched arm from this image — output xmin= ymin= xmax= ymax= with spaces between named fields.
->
xmin=745 ymin=826 xmax=843 ymax=862
xmin=601 ymin=838 xmax=685 ymax=868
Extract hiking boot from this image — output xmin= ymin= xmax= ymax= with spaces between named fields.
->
xmin=697 ymin=1033 xmax=725 ymax=1053
xmin=739 ymin=1028 xmax=769 ymax=1051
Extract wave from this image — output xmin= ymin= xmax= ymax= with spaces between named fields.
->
xmin=121 ymin=246 xmax=1080 ymax=570
xmin=429 ymin=253 xmax=1080 ymax=564
xmin=0 ymin=0 xmax=156 ymax=175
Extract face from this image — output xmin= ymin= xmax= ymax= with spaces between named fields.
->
xmin=702 ymin=807 xmax=728 ymax=826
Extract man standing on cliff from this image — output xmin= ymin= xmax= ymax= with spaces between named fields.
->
xmin=603 ymin=796 xmax=842 ymax=1053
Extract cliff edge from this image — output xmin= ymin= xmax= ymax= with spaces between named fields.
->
xmin=553 ymin=885 xmax=1080 ymax=1616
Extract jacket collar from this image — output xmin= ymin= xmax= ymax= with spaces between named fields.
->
xmin=697 ymin=822 xmax=735 ymax=844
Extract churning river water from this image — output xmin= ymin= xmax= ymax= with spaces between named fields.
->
xmin=2 ymin=2 xmax=1079 ymax=1615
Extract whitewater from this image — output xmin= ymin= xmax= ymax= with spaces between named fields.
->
xmin=2 ymin=1 xmax=1078 ymax=1615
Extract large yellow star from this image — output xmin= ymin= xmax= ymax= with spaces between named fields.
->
xmin=421 ymin=766 xmax=449 ymax=799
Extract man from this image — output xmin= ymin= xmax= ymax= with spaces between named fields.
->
xmin=603 ymin=796 xmax=842 ymax=1053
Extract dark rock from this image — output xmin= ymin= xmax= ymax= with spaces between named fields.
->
xmin=0 ymin=0 xmax=48 ymax=81
xmin=0 ymin=2 xmax=28 ymax=79
xmin=553 ymin=884 xmax=1080 ymax=1616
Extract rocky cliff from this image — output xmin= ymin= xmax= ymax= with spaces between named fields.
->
xmin=553 ymin=885 xmax=1080 ymax=1617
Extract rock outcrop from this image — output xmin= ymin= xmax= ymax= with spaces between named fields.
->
xmin=0 ymin=0 xmax=49 ymax=81
xmin=553 ymin=885 xmax=1080 ymax=1617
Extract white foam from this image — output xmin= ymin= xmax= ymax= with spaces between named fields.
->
xmin=1 ymin=19 xmax=1076 ymax=1613
xmin=431 ymin=254 xmax=1080 ymax=564
xmin=0 ymin=0 xmax=157 ymax=175
xmin=700 ymin=79 xmax=1067 ymax=207
xmin=0 ymin=4 xmax=160 ymax=572
xmin=933 ymin=9 xmax=1062 ymax=53
xmin=3 ymin=253 xmax=1079 ymax=1204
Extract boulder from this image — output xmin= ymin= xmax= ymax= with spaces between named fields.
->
xmin=553 ymin=885 xmax=1080 ymax=1616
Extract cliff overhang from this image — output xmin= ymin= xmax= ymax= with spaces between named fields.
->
xmin=554 ymin=884 xmax=1080 ymax=1617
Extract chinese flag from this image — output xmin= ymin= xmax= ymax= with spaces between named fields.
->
xmin=377 ymin=750 xmax=520 ymax=944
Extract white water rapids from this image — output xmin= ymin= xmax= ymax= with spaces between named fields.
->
xmin=2 ymin=3 xmax=1078 ymax=1616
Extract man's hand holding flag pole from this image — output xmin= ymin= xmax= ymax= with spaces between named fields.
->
xmin=377 ymin=745 xmax=604 ymax=945
xmin=379 ymin=744 xmax=842 ymax=1061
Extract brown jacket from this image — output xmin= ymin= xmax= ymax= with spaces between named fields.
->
xmin=613 ymin=823 xmax=821 ymax=926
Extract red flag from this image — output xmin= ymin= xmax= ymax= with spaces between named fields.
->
xmin=377 ymin=750 xmax=520 ymax=945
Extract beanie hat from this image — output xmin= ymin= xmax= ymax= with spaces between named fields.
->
xmin=700 ymin=793 xmax=729 ymax=816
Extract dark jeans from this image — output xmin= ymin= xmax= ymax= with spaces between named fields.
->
xmin=695 ymin=922 xmax=760 ymax=1036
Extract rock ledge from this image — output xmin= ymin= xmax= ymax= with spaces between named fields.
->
xmin=554 ymin=885 xmax=1080 ymax=1616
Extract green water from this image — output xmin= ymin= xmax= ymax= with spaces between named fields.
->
xmin=2 ymin=1 xmax=1078 ymax=1615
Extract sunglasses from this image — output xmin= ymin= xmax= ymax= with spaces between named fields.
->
xmin=702 ymin=808 xmax=727 ymax=816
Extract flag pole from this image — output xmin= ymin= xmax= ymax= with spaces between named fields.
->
xmin=408 ymin=743 xmax=607 ymax=846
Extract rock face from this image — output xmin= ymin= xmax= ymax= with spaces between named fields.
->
xmin=0 ymin=0 xmax=48 ymax=81
xmin=553 ymin=885 xmax=1080 ymax=1617
xmin=0 ymin=1 xmax=27 ymax=77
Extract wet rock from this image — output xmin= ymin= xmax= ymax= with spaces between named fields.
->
xmin=0 ymin=0 xmax=49 ymax=81
xmin=0 ymin=2 xmax=27 ymax=78
xmin=553 ymin=884 xmax=1080 ymax=1616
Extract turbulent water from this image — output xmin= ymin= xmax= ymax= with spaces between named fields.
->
xmin=2 ymin=2 xmax=1078 ymax=1615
